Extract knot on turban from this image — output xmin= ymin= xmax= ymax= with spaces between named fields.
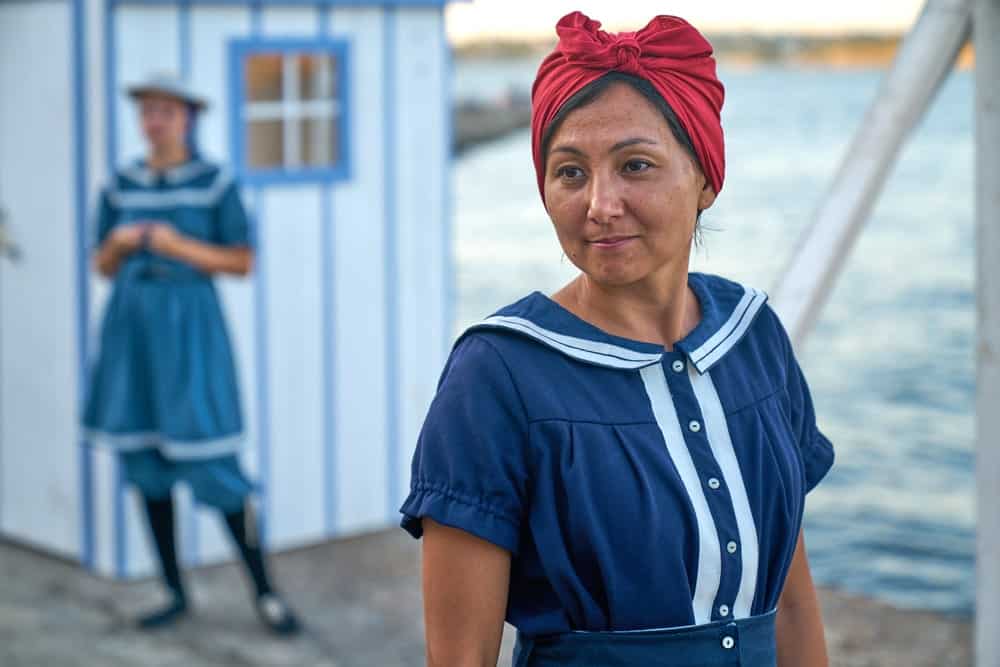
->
xmin=612 ymin=36 xmax=642 ymax=74
xmin=531 ymin=11 xmax=726 ymax=203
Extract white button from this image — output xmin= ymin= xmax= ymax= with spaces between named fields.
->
xmin=727 ymin=541 xmax=738 ymax=554
xmin=719 ymin=604 xmax=730 ymax=616
xmin=688 ymin=420 xmax=701 ymax=433
xmin=722 ymin=636 xmax=735 ymax=649
xmin=708 ymin=477 xmax=721 ymax=490
xmin=671 ymin=360 xmax=685 ymax=373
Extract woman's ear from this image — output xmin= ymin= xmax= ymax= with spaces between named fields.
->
xmin=698 ymin=181 xmax=717 ymax=212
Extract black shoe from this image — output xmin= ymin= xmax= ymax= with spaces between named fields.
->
xmin=255 ymin=593 xmax=301 ymax=636
xmin=137 ymin=595 xmax=189 ymax=630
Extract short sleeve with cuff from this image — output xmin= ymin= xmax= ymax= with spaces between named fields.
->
xmin=770 ymin=309 xmax=835 ymax=494
xmin=784 ymin=353 xmax=834 ymax=493
xmin=400 ymin=334 xmax=531 ymax=555
xmin=214 ymin=182 xmax=252 ymax=248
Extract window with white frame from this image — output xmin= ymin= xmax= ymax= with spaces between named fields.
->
xmin=233 ymin=42 xmax=349 ymax=182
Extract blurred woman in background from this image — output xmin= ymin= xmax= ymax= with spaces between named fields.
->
xmin=84 ymin=74 xmax=299 ymax=635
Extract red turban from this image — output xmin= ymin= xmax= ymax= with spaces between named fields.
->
xmin=531 ymin=11 xmax=725 ymax=204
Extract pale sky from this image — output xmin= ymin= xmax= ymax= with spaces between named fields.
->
xmin=446 ymin=0 xmax=926 ymax=42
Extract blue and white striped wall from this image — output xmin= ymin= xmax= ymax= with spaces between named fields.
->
xmin=0 ymin=0 xmax=454 ymax=578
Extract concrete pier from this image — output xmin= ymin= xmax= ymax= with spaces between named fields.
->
xmin=0 ymin=531 xmax=971 ymax=666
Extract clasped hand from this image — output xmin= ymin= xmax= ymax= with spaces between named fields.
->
xmin=110 ymin=221 xmax=184 ymax=257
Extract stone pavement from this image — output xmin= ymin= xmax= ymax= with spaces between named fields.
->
xmin=0 ymin=529 xmax=972 ymax=666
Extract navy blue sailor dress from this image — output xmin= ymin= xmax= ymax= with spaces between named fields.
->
xmin=83 ymin=159 xmax=254 ymax=513
xmin=400 ymin=271 xmax=835 ymax=666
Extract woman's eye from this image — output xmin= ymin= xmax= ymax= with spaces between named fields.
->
xmin=623 ymin=159 xmax=652 ymax=173
xmin=556 ymin=166 xmax=585 ymax=180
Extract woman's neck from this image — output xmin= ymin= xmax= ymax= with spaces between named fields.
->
xmin=147 ymin=145 xmax=190 ymax=171
xmin=552 ymin=266 xmax=701 ymax=351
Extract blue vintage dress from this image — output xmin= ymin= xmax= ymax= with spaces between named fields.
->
xmin=84 ymin=159 xmax=253 ymax=511
xmin=401 ymin=272 xmax=835 ymax=665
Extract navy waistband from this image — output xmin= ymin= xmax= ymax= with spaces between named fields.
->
xmin=513 ymin=609 xmax=777 ymax=667
xmin=119 ymin=265 xmax=212 ymax=284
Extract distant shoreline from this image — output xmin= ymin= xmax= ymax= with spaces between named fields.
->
xmin=454 ymin=34 xmax=975 ymax=70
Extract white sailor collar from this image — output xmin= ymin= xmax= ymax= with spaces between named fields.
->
xmin=120 ymin=158 xmax=215 ymax=187
xmin=464 ymin=272 xmax=768 ymax=375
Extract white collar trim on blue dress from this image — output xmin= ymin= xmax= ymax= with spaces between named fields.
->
xmin=163 ymin=160 xmax=215 ymax=184
xmin=119 ymin=159 xmax=215 ymax=188
xmin=463 ymin=275 xmax=768 ymax=374
xmin=120 ymin=164 xmax=155 ymax=187
xmin=473 ymin=315 xmax=663 ymax=370
xmin=685 ymin=285 xmax=769 ymax=374
xmin=109 ymin=166 xmax=232 ymax=210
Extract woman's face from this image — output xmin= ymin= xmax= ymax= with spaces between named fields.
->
xmin=139 ymin=94 xmax=189 ymax=154
xmin=543 ymin=82 xmax=716 ymax=289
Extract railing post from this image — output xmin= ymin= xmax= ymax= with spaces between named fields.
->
xmin=975 ymin=1 xmax=1000 ymax=665
xmin=770 ymin=0 xmax=973 ymax=347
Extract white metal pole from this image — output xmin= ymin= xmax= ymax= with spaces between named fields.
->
xmin=770 ymin=0 xmax=972 ymax=347
xmin=975 ymin=2 xmax=1000 ymax=665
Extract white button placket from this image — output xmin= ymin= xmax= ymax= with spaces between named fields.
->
xmin=662 ymin=355 xmax=743 ymax=628
xmin=641 ymin=363 xmax=721 ymax=624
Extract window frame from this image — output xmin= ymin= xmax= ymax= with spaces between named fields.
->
xmin=228 ymin=37 xmax=352 ymax=185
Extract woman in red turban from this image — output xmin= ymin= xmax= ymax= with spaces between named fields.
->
xmin=402 ymin=12 xmax=834 ymax=666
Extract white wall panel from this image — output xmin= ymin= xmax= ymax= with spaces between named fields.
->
xmin=0 ymin=1 xmax=81 ymax=558
xmin=260 ymin=187 xmax=326 ymax=548
xmin=261 ymin=5 xmax=317 ymax=35
xmin=190 ymin=6 xmax=251 ymax=160
xmin=327 ymin=6 xmax=390 ymax=536
xmin=252 ymin=0 xmax=328 ymax=551
xmin=394 ymin=8 xmax=447 ymax=513
xmin=86 ymin=0 xmax=109 ymax=210
xmin=91 ymin=448 xmax=117 ymax=576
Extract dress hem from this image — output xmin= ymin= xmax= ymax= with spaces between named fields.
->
xmin=84 ymin=429 xmax=244 ymax=461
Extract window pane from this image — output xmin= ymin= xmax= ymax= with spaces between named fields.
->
xmin=238 ymin=48 xmax=345 ymax=175
xmin=300 ymin=54 xmax=336 ymax=101
xmin=301 ymin=116 xmax=338 ymax=167
xmin=247 ymin=119 xmax=284 ymax=168
xmin=245 ymin=54 xmax=283 ymax=102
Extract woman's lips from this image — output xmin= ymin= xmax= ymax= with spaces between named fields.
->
xmin=589 ymin=236 xmax=637 ymax=249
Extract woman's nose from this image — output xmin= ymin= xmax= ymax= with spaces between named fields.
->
xmin=586 ymin=172 xmax=625 ymax=224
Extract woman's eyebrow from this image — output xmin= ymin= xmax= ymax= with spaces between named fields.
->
xmin=609 ymin=137 xmax=659 ymax=153
xmin=549 ymin=137 xmax=659 ymax=159
xmin=550 ymin=144 xmax=586 ymax=157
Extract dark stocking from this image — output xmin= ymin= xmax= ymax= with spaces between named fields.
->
xmin=222 ymin=501 xmax=300 ymax=635
xmin=137 ymin=495 xmax=189 ymax=629
xmin=222 ymin=503 xmax=273 ymax=598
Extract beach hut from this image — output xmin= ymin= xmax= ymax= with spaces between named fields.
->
xmin=0 ymin=0 xmax=455 ymax=578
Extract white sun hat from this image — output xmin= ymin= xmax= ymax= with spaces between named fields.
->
xmin=125 ymin=73 xmax=209 ymax=110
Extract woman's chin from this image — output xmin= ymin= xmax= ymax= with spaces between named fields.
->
xmin=581 ymin=265 xmax=646 ymax=289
